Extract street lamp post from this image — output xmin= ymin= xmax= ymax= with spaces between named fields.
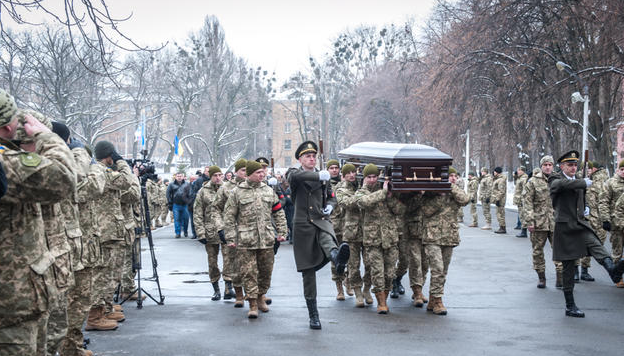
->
xmin=556 ymin=61 xmax=590 ymax=161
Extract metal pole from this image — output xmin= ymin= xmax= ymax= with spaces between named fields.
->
xmin=465 ymin=129 xmax=470 ymax=192
xmin=582 ymin=86 xmax=589 ymax=158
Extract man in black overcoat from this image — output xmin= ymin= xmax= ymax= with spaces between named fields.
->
xmin=286 ymin=141 xmax=350 ymax=329
xmin=549 ymin=150 xmax=624 ymax=317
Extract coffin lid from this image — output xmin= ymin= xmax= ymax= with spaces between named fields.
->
xmin=338 ymin=142 xmax=452 ymax=162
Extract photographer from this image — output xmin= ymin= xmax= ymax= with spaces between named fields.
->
xmin=167 ymin=172 xmax=192 ymax=238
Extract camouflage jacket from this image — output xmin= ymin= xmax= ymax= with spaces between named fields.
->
xmin=147 ymin=179 xmax=160 ymax=207
xmin=479 ymin=174 xmax=493 ymax=202
xmin=194 ymin=180 xmax=223 ymax=244
xmin=335 ymin=180 xmax=362 ymax=242
xmin=404 ymin=193 xmax=424 ymax=240
xmin=491 ymin=174 xmax=507 ymax=206
xmin=223 ymin=179 xmax=287 ymax=249
xmin=612 ymin=193 xmax=624 ymax=228
xmin=513 ymin=173 xmax=528 ymax=206
xmin=467 ymin=177 xmax=479 ymax=203
xmin=421 ymin=184 xmax=469 ymax=246
xmin=0 ymin=133 xmax=76 ymax=326
xmin=120 ymin=174 xmax=141 ymax=235
xmin=522 ymin=169 xmax=554 ymax=232
xmin=329 ymin=178 xmax=345 ymax=236
xmin=98 ymin=160 xmax=136 ymax=243
xmin=213 ymin=176 xmax=245 ymax=228
xmin=354 ymin=184 xmax=405 ymax=248
xmin=587 ymin=168 xmax=608 ymax=223
xmin=599 ymin=174 xmax=624 ymax=228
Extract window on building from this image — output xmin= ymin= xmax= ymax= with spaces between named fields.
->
xmin=284 ymin=157 xmax=292 ymax=167
xmin=285 ymin=122 xmax=291 ymax=133
xmin=284 ymin=139 xmax=292 ymax=150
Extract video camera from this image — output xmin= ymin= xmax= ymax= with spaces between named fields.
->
xmin=126 ymin=150 xmax=157 ymax=184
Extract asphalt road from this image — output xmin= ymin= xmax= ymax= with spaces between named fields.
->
xmin=86 ymin=206 xmax=624 ymax=356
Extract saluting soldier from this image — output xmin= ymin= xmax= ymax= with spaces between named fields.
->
xmin=479 ymin=167 xmax=493 ymax=230
xmin=599 ymin=160 xmax=624 ymax=287
xmin=514 ymin=166 xmax=528 ymax=237
xmin=491 ymin=167 xmax=507 ymax=234
xmin=467 ymin=172 xmax=479 ymax=227
xmin=286 ymin=141 xmax=350 ymax=330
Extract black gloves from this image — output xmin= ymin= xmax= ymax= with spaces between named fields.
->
xmin=111 ymin=150 xmax=123 ymax=163
xmin=218 ymin=230 xmax=226 ymax=244
xmin=603 ymin=221 xmax=612 ymax=231
xmin=495 ymin=201 xmax=500 ymax=207
xmin=485 ymin=198 xmax=490 ymax=204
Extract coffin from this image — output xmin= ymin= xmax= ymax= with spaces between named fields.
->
xmin=337 ymin=142 xmax=453 ymax=192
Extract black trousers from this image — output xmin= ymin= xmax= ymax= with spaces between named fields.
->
xmin=560 ymin=232 xmax=611 ymax=292
xmin=301 ymin=230 xmax=337 ymax=300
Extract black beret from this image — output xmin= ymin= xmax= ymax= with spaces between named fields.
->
xmin=295 ymin=141 xmax=318 ymax=159
xmin=255 ymin=157 xmax=270 ymax=166
xmin=94 ymin=141 xmax=115 ymax=160
xmin=494 ymin=167 xmax=502 ymax=174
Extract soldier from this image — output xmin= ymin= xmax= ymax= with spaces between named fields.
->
xmin=479 ymin=167 xmax=493 ymax=230
xmin=326 ymin=159 xmax=350 ymax=300
xmin=0 ymin=93 xmax=76 ymax=356
xmin=523 ymin=156 xmax=563 ymax=288
xmin=599 ymin=160 xmax=624 ymax=287
xmin=355 ymin=164 xmax=405 ymax=314
xmin=213 ymin=158 xmax=248 ymax=307
xmin=147 ymin=176 xmax=162 ymax=229
xmin=159 ymin=179 xmax=170 ymax=225
xmin=390 ymin=212 xmax=408 ymax=299
xmin=286 ymin=141 xmax=349 ymax=330
xmin=549 ymin=150 xmax=623 ymax=317
xmin=336 ymin=164 xmax=373 ymax=307
xmin=581 ymin=161 xmax=609 ymax=281
xmin=491 ymin=167 xmax=507 ymax=234
xmin=514 ymin=166 xmax=528 ymax=237
xmin=421 ymin=167 xmax=470 ymax=315
xmin=119 ymin=164 xmax=141 ymax=302
xmin=194 ymin=165 xmax=236 ymax=301
xmin=403 ymin=192 xmax=429 ymax=308
xmin=467 ymin=172 xmax=479 ymax=227
xmin=224 ymin=160 xmax=287 ymax=318
xmin=455 ymin=173 xmax=465 ymax=222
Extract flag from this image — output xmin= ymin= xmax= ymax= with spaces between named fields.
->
xmin=174 ymin=135 xmax=179 ymax=155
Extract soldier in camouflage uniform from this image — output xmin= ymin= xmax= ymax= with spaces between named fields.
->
xmin=147 ymin=177 xmax=162 ymax=228
xmin=479 ymin=167 xmax=493 ymax=230
xmin=119 ymin=166 xmax=141 ymax=302
xmin=456 ymin=174 xmax=465 ymax=222
xmin=326 ymin=159 xmax=350 ymax=300
xmin=580 ymin=162 xmax=609 ymax=281
xmin=390 ymin=213 xmax=408 ymax=299
xmin=223 ymin=160 xmax=287 ymax=318
xmin=0 ymin=93 xmax=77 ymax=355
xmin=403 ymin=192 xmax=429 ymax=308
xmin=160 ymin=179 xmax=170 ymax=225
xmin=522 ymin=156 xmax=563 ymax=288
xmin=467 ymin=172 xmax=479 ymax=227
xmin=213 ymin=158 xmax=248 ymax=307
xmin=355 ymin=164 xmax=405 ymax=314
xmin=194 ymin=166 xmax=236 ymax=301
xmin=599 ymin=160 xmax=624 ymax=287
xmin=421 ymin=167 xmax=469 ymax=315
xmin=514 ymin=167 xmax=528 ymax=237
xmin=336 ymin=164 xmax=372 ymax=307
xmin=491 ymin=167 xmax=507 ymax=234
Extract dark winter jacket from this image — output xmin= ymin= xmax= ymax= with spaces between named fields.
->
xmin=167 ymin=179 xmax=192 ymax=207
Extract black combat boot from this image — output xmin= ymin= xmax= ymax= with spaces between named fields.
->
xmin=580 ymin=267 xmax=594 ymax=281
xmin=537 ymin=271 xmax=546 ymax=289
xmin=396 ymin=276 xmax=405 ymax=295
xmin=563 ymin=291 xmax=584 ymax=318
xmin=211 ymin=282 xmax=221 ymax=301
xmin=515 ymin=228 xmax=527 ymax=238
xmin=330 ymin=243 xmax=350 ymax=275
xmin=390 ymin=279 xmax=400 ymax=299
xmin=573 ymin=266 xmax=580 ymax=283
xmin=223 ymin=281 xmax=235 ymax=300
xmin=598 ymin=257 xmax=623 ymax=283
xmin=494 ymin=226 xmax=506 ymax=234
xmin=306 ymin=299 xmax=321 ymax=330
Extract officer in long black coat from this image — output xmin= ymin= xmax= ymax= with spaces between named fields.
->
xmin=549 ymin=150 xmax=624 ymax=317
xmin=286 ymin=141 xmax=350 ymax=330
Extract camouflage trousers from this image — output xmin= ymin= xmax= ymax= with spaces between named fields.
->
xmin=482 ymin=202 xmax=492 ymax=224
xmin=331 ymin=233 xmax=346 ymax=282
xmin=530 ymin=231 xmax=562 ymax=272
xmin=457 ymin=205 xmax=464 ymax=221
xmin=496 ymin=205 xmax=506 ymax=228
xmin=424 ymin=244 xmax=453 ymax=298
xmin=365 ymin=245 xmax=398 ymax=294
xmin=225 ymin=245 xmax=241 ymax=287
xmin=159 ymin=205 xmax=170 ymax=224
xmin=92 ymin=242 xmax=125 ymax=309
xmin=395 ymin=235 xmax=409 ymax=278
xmin=121 ymin=234 xmax=137 ymax=295
xmin=46 ymin=290 xmax=68 ymax=356
xmin=346 ymin=241 xmax=371 ymax=288
xmin=407 ymin=238 xmax=429 ymax=288
xmin=610 ymin=229 xmax=624 ymax=261
xmin=205 ymin=243 xmax=233 ymax=283
xmin=0 ymin=312 xmax=48 ymax=356
xmin=150 ymin=203 xmax=161 ymax=226
xmin=60 ymin=268 xmax=93 ymax=356
xmin=582 ymin=218 xmax=607 ymax=268
xmin=470 ymin=202 xmax=478 ymax=225
xmin=238 ymin=248 xmax=274 ymax=299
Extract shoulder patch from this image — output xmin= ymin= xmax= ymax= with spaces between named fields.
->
xmin=0 ymin=145 xmax=5 ymax=154
xmin=20 ymin=152 xmax=42 ymax=167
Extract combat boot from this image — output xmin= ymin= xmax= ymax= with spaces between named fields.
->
xmin=223 ymin=281 xmax=235 ymax=300
xmin=335 ymin=281 xmax=345 ymax=301
xmin=390 ymin=279 xmax=400 ymax=299
xmin=258 ymin=294 xmax=270 ymax=312
xmin=468 ymin=222 xmax=478 ymax=227
xmin=426 ymin=294 xmax=434 ymax=312
xmin=516 ymin=228 xmax=528 ymax=238
xmin=354 ymin=287 xmax=365 ymax=308
xmin=306 ymin=299 xmax=321 ymax=330
xmin=105 ymin=310 xmax=125 ymax=322
xmin=122 ymin=291 xmax=146 ymax=301
xmin=263 ymin=295 xmax=272 ymax=305
xmin=598 ymin=257 xmax=623 ymax=284
xmin=234 ymin=287 xmax=244 ymax=308
xmin=85 ymin=306 xmax=118 ymax=331
xmin=211 ymin=281 xmax=221 ymax=301
xmin=537 ymin=271 xmax=546 ymax=289
xmin=396 ymin=276 xmax=405 ymax=295
xmin=555 ymin=271 xmax=563 ymax=289
xmin=113 ymin=304 xmax=123 ymax=312
xmin=580 ymin=267 xmax=594 ymax=281
xmin=345 ymin=279 xmax=354 ymax=296
xmin=480 ymin=223 xmax=492 ymax=230
xmin=564 ymin=291 xmax=584 ymax=318
xmin=431 ymin=297 xmax=447 ymax=315
xmin=375 ymin=291 xmax=388 ymax=314
xmin=247 ymin=298 xmax=258 ymax=318
xmin=78 ymin=349 xmax=94 ymax=356
xmin=411 ymin=286 xmax=425 ymax=308
xmin=330 ymin=243 xmax=350 ymax=275
xmin=363 ymin=284 xmax=374 ymax=305
xmin=494 ymin=226 xmax=506 ymax=234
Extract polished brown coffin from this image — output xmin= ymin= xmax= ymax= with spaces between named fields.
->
xmin=337 ymin=141 xmax=453 ymax=192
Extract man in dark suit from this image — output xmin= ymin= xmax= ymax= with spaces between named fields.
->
xmin=286 ymin=141 xmax=350 ymax=330
xmin=549 ymin=150 xmax=624 ymax=317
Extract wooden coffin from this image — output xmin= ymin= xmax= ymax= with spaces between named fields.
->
xmin=337 ymin=141 xmax=453 ymax=192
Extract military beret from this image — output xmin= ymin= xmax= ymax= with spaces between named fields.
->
xmin=480 ymin=167 xmax=489 ymax=173
xmin=587 ymin=161 xmax=595 ymax=169
xmin=51 ymin=121 xmax=71 ymax=143
xmin=557 ymin=150 xmax=580 ymax=163
xmin=341 ymin=163 xmax=356 ymax=175
xmin=246 ymin=160 xmax=263 ymax=176
xmin=449 ymin=166 xmax=458 ymax=175
xmin=362 ymin=163 xmax=379 ymax=177
xmin=592 ymin=161 xmax=604 ymax=169
xmin=234 ymin=158 xmax=247 ymax=172
xmin=468 ymin=171 xmax=476 ymax=176
xmin=208 ymin=165 xmax=222 ymax=178
xmin=518 ymin=166 xmax=526 ymax=172
xmin=295 ymin=141 xmax=318 ymax=159
xmin=326 ymin=159 xmax=339 ymax=168
xmin=94 ymin=141 xmax=115 ymax=160
xmin=619 ymin=159 xmax=624 ymax=169
xmin=0 ymin=89 xmax=17 ymax=127
xmin=540 ymin=155 xmax=554 ymax=166
xmin=494 ymin=167 xmax=502 ymax=174
xmin=255 ymin=157 xmax=270 ymax=167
